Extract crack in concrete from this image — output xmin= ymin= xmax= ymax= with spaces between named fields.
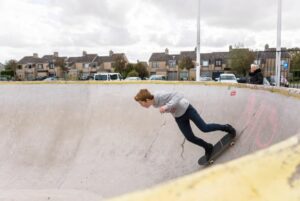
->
xmin=144 ymin=119 xmax=167 ymax=159
xmin=180 ymin=138 xmax=186 ymax=159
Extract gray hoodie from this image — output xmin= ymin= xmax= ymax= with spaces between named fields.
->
xmin=153 ymin=91 xmax=189 ymax=118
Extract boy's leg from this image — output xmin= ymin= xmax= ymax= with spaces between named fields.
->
xmin=175 ymin=117 xmax=213 ymax=160
xmin=188 ymin=105 xmax=236 ymax=137
xmin=188 ymin=105 xmax=226 ymax=132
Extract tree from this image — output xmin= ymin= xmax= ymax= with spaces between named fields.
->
xmin=290 ymin=52 xmax=300 ymax=80
xmin=112 ymin=55 xmax=127 ymax=77
xmin=4 ymin=59 xmax=18 ymax=79
xmin=124 ymin=63 xmax=135 ymax=77
xmin=179 ymin=56 xmax=194 ymax=70
xmin=229 ymin=48 xmax=255 ymax=76
xmin=127 ymin=70 xmax=139 ymax=77
xmin=291 ymin=52 xmax=300 ymax=70
xmin=134 ymin=62 xmax=149 ymax=78
xmin=55 ymin=59 xmax=68 ymax=79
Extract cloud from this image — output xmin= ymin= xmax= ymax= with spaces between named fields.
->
xmin=0 ymin=0 xmax=300 ymax=63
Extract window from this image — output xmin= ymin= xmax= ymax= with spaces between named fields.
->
xmin=37 ymin=64 xmax=43 ymax=70
xmin=152 ymin=62 xmax=159 ymax=68
xmin=90 ymin=63 xmax=97 ymax=68
xmin=179 ymin=71 xmax=188 ymax=80
xmin=202 ymin=60 xmax=209 ymax=67
xmin=94 ymin=74 xmax=108 ymax=80
xmin=49 ymin=63 xmax=55 ymax=69
xmin=168 ymin=60 xmax=176 ymax=68
xmin=215 ymin=60 xmax=222 ymax=67
xmin=84 ymin=63 xmax=89 ymax=68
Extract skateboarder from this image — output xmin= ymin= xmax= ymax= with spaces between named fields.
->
xmin=134 ymin=89 xmax=236 ymax=161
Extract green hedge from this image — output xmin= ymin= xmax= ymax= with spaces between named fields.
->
xmin=1 ymin=70 xmax=14 ymax=77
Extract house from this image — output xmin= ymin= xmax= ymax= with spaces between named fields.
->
xmin=66 ymin=50 xmax=128 ymax=80
xmin=66 ymin=51 xmax=98 ymax=80
xmin=149 ymin=48 xmax=181 ymax=80
xmin=17 ymin=52 xmax=67 ymax=81
xmin=17 ymin=53 xmax=49 ymax=81
xmin=96 ymin=50 xmax=129 ymax=72
xmin=149 ymin=46 xmax=291 ymax=81
xmin=42 ymin=52 xmax=67 ymax=78
xmin=149 ymin=48 xmax=229 ymax=80
xmin=254 ymin=47 xmax=291 ymax=79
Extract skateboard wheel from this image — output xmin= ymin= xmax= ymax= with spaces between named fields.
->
xmin=230 ymin=141 xmax=235 ymax=146
xmin=209 ymin=160 xmax=214 ymax=164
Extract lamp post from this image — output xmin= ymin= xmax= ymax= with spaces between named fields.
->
xmin=275 ymin=0 xmax=282 ymax=87
xmin=196 ymin=0 xmax=201 ymax=81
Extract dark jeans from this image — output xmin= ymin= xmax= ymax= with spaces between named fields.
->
xmin=175 ymin=104 xmax=226 ymax=150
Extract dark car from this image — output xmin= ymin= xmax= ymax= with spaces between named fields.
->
xmin=80 ymin=75 xmax=93 ymax=80
xmin=236 ymin=77 xmax=247 ymax=83
xmin=35 ymin=76 xmax=48 ymax=81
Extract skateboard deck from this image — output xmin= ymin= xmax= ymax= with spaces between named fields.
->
xmin=198 ymin=133 xmax=235 ymax=166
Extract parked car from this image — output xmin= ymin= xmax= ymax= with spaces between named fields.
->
xmin=218 ymin=73 xmax=238 ymax=84
xmin=266 ymin=76 xmax=289 ymax=87
xmin=263 ymin=78 xmax=271 ymax=86
xmin=125 ymin=76 xmax=141 ymax=81
xmin=236 ymin=77 xmax=247 ymax=83
xmin=35 ymin=76 xmax=48 ymax=81
xmin=43 ymin=77 xmax=58 ymax=81
xmin=94 ymin=73 xmax=122 ymax=81
xmin=0 ymin=76 xmax=8 ymax=81
xmin=149 ymin=75 xmax=166 ymax=80
xmin=80 ymin=74 xmax=93 ymax=80
xmin=199 ymin=76 xmax=213 ymax=81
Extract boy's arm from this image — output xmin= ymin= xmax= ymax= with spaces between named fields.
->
xmin=163 ymin=92 xmax=184 ymax=111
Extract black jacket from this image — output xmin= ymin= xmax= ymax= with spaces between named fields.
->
xmin=249 ymin=69 xmax=264 ymax=85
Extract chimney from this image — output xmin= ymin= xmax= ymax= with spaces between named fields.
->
xmin=265 ymin=44 xmax=269 ymax=50
xmin=109 ymin=50 xmax=114 ymax=56
xmin=83 ymin=51 xmax=87 ymax=56
xmin=165 ymin=48 xmax=169 ymax=55
xmin=229 ymin=45 xmax=233 ymax=51
xmin=54 ymin=52 xmax=59 ymax=57
xmin=33 ymin=53 xmax=38 ymax=58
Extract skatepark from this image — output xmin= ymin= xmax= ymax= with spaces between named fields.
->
xmin=0 ymin=82 xmax=300 ymax=200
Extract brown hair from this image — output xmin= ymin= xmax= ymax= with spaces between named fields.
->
xmin=134 ymin=89 xmax=154 ymax=102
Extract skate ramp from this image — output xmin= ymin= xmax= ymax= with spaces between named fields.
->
xmin=0 ymin=82 xmax=300 ymax=200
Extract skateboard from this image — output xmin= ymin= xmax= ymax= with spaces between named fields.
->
xmin=198 ymin=133 xmax=236 ymax=166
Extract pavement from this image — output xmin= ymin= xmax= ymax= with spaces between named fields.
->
xmin=0 ymin=83 xmax=299 ymax=200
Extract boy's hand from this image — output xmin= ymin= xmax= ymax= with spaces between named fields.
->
xmin=159 ymin=106 xmax=167 ymax=113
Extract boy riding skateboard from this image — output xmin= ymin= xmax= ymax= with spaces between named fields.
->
xmin=134 ymin=89 xmax=236 ymax=161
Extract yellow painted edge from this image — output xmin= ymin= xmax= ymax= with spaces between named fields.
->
xmin=107 ymin=135 xmax=300 ymax=201
xmin=1 ymin=81 xmax=300 ymax=99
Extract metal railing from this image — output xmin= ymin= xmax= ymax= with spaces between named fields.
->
xmin=289 ymin=82 xmax=300 ymax=89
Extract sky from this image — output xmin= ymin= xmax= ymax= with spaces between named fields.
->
xmin=1 ymin=0 xmax=300 ymax=64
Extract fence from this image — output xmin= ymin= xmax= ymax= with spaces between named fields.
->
xmin=289 ymin=82 xmax=300 ymax=89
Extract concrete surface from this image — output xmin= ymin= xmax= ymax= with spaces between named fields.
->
xmin=0 ymin=83 xmax=300 ymax=200
xmin=108 ymin=134 xmax=300 ymax=201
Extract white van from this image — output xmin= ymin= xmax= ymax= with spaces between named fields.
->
xmin=218 ymin=73 xmax=238 ymax=84
xmin=94 ymin=73 xmax=122 ymax=81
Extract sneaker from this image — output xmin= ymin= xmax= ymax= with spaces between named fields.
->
xmin=205 ymin=144 xmax=214 ymax=161
xmin=224 ymin=124 xmax=236 ymax=138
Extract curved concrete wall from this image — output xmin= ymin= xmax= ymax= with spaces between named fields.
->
xmin=0 ymin=82 xmax=299 ymax=200
xmin=108 ymin=134 xmax=300 ymax=201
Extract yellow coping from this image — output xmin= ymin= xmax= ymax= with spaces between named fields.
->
xmin=108 ymin=135 xmax=300 ymax=201
xmin=0 ymin=80 xmax=300 ymax=99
